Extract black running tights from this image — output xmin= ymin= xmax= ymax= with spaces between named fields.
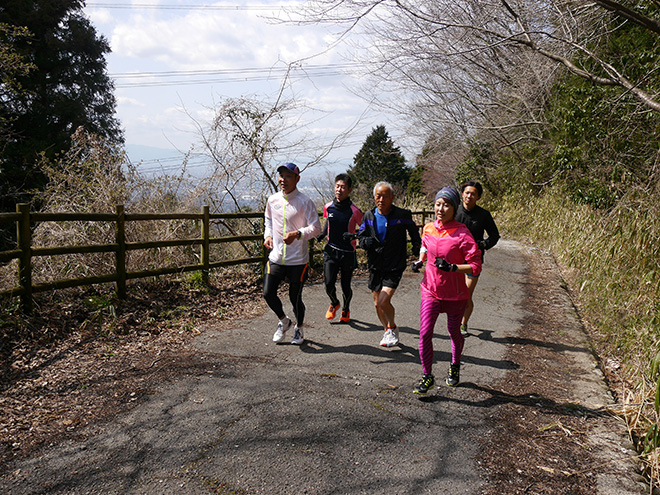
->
xmin=263 ymin=261 xmax=308 ymax=325
xmin=323 ymin=249 xmax=356 ymax=310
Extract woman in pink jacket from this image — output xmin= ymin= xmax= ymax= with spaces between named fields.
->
xmin=411 ymin=187 xmax=482 ymax=394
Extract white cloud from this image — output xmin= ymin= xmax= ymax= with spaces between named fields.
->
xmin=85 ymin=8 xmax=113 ymax=26
xmin=84 ymin=2 xmax=413 ymax=164
xmin=117 ymin=96 xmax=146 ymax=107
xmin=110 ymin=7 xmax=336 ymax=70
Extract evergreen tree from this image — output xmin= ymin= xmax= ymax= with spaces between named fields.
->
xmin=0 ymin=23 xmax=34 ymax=150
xmin=407 ymin=163 xmax=426 ymax=197
xmin=0 ymin=0 xmax=123 ymax=213
xmin=348 ymin=125 xmax=410 ymax=193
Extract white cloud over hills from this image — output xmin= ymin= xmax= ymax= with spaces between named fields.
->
xmin=85 ymin=1 xmax=414 ymax=173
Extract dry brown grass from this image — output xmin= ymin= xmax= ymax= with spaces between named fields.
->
xmin=497 ymin=185 xmax=660 ymax=488
xmin=0 ymin=129 xmax=266 ymax=293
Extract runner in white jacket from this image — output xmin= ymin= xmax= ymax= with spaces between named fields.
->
xmin=263 ymin=162 xmax=321 ymax=345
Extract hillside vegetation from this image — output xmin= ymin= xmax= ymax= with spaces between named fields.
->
xmin=495 ymin=188 xmax=660 ymax=473
xmin=451 ymin=11 xmax=660 ymax=484
xmin=2 ymin=0 xmax=660 ymax=487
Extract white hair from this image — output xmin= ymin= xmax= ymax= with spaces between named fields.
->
xmin=373 ymin=181 xmax=393 ymax=196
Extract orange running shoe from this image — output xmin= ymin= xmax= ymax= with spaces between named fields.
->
xmin=339 ymin=309 xmax=350 ymax=323
xmin=325 ymin=303 xmax=340 ymax=320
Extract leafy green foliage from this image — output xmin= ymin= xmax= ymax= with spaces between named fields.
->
xmin=185 ymin=271 xmax=209 ymax=291
xmin=456 ymin=8 xmax=660 ymax=208
xmin=0 ymin=23 xmax=34 ymax=138
xmin=82 ymin=293 xmax=118 ymax=335
xmin=642 ymin=423 xmax=660 ymax=456
xmin=652 ymin=350 xmax=660 ymax=412
xmin=455 ymin=141 xmax=495 ymax=193
xmin=543 ymin=70 xmax=660 ymax=208
xmin=454 ymin=139 xmax=528 ymax=201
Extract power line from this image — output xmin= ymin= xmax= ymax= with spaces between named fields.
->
xmin=111 ymin=63 xmax=358 ymax=79
xmin=86 ymin=3 xmax=289 ymax=10
xmin=132 ymin=158 xmax=212 ymax=174
xmin=128 ymin=140 xmax=366 ymax=173
xmin=114 ymin=71 xmax=347 ymax=88
xmin=111 ymin=63 xmax=360 ymax=88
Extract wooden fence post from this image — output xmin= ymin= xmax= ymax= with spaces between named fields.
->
xmin=16 ymin=203 xmax=32 ymax=314
xmin=201 ymin=205 xmax=210 ymax=286
xmin=261 ymin=216 xmax=268 ymax=275
xmin=115 ymin=205 xmax=127 ymax=299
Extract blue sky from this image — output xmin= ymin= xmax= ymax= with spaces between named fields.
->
xmin=83 ymin=1 xmax=416 ymax=177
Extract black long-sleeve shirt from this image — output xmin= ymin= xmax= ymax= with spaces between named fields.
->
xmin=455 ymin=204 xmax=500 ymax=255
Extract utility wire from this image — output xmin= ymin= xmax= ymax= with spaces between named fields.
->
xmin=129 ymin=139 xmax=367 ymax=173
xmin=86 ymin=3 xmax=289 ymax=11
xmin=111 ymin=63 xmax=360 ymax=88
xmin=114 ymin=71 xmax=347 ymax=88
xmin=111 ymin=63 xmax=358 ymax=79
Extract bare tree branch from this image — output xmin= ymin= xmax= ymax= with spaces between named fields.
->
xmin=594 ymin=0 xmax=660 ymax=35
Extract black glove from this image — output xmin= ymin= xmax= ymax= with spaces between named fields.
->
xmin=360 ymin=237 xmax=375 ymax=250
xmin=411 ymin=260 xmax=423 ymax=273
xmin=478 ymin=240 xmax=487 ymax=250
xmin=434 ymin=257 xmax=457 ymax=272
xmin=343 ymin=232 xmax=358 ymax=242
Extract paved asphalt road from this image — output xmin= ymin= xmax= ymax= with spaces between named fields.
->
xmin=0 ymin=240 xmax=646 ymax=494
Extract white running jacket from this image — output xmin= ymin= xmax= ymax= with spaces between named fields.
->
xmin=264 ymin=188 xmax=321 ymax=265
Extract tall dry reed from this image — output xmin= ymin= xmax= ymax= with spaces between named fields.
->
xmin=498 ymin=185 xmax=660 ymax=484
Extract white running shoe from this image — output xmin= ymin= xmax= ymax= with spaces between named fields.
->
xmin=380 ymin=329 xmax=394 ymax=347
xmin=391 ymin=326 xmax=400 ymax=346
xmin=273 ymin=318 xmax=292 ymax=343
xmin=380 ymin=327 xmax=399 ymax=347
xmin=291 ymin=325 xmax=304 ymax=345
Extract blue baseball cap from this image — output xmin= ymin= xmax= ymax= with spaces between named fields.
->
xmin=277 ymin=162 xmax=300 ymax=176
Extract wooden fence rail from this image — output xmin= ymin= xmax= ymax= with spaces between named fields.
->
xmin=0 ymin=204 xmax=433 ymax=313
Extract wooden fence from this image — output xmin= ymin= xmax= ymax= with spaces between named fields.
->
xmin=0 ymin=204 xmax=433 ymax=313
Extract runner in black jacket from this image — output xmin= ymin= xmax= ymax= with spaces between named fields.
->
xmin=355 ymin=182 xmax=421 ymax=347
xmin=317 ymin=174 xmax=364 ymax=323
xmin=454 ymin=180 xmax=500 ymax=336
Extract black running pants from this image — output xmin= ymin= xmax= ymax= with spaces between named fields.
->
xmin=323 ymin=246 xmax=357 ymax=311
xmin=263 ymin=261 xmax=309 ymax=325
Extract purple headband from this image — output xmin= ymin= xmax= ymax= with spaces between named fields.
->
xmin=435 ymin=187 xmax=460 ymax=211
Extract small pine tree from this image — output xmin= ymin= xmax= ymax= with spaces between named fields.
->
xmin=407 ymin=164 xmax=426 ymax=197
xmin=348 ymin=125 xmax=410 ymax=194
